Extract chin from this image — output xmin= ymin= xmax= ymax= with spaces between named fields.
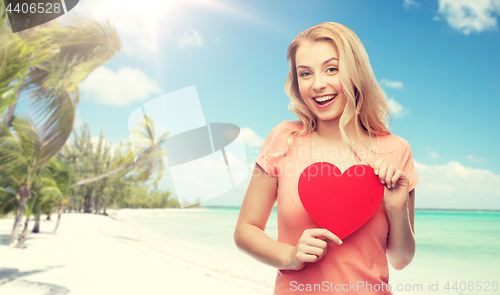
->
xmin=316 ymin=111 xmax=342 ymax=122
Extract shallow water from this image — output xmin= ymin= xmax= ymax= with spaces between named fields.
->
xmin=130 ymin=208 xmax=500 ymax=294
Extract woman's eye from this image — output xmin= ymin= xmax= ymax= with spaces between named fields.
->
xmin=299 ymin=72 xmax=311 ymax=77
xmin=327 ymin=67 xmax=338 ymax=73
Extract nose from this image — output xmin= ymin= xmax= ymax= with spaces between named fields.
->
xmin=312 ymin=74 xmax=327 ymax=92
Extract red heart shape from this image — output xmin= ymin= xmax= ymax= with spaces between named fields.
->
xmin=298 ymin=162 xmax=384 ymax=240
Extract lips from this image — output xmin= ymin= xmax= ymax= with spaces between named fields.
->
xmin=313 ymin=94 xmax=337 ymax=107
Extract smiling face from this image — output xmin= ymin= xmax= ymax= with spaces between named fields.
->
xmin=295 ymin=41 xmax=348 ymax=123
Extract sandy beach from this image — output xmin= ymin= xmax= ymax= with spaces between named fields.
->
xmin=2 ymin=209 xmax=497 ymax=295
xmin=0 ymin=210 xmax=274 ymax=295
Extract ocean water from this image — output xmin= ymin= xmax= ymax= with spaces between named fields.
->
xmin=130 ymin=208 xmax=500 ymax=294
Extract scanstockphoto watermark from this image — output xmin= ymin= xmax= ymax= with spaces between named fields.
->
xmin=289 ymin=280 xmax=406 ymax=292
xmin=252 ymin=160 xmax=373 ymax=178
xmin=251 ymin=144 xmax=379 ymax=178
xmin=251 ymin=144 xmax=379 ymax=161
xmin=127 ymin=86 xmax=248 ymax=207
xmin=289 ymin=280 xmax=499 ymax=292
xmin=302 ymin=162 xmax=368 ymax=180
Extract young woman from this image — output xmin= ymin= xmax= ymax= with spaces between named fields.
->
xmin=234 ymin=22 xmax=419 ymax=294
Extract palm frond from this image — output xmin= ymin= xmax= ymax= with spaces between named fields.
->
xmin=0 ymin=21 xmax=54 ymax=115
xmin=32 ymin=87 xmax=74 ymax=166
xmin=9 ymin=116 xmax=44 ymax=170
xmin=25 ymin=15 xmax=121 ymax=107
xmin=0 ymin=187 xmax=18 ymax=215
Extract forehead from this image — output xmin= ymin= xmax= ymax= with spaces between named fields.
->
xmin=295 ymin=41 xmax=339 ymax=66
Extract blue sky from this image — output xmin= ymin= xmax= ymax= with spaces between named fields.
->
xmin=14 ymin=0 xmax=500 ymax=209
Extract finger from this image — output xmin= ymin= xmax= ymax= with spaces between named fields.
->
xmin=308 ymin=237 xmax=328 ymax=249
xmin=304 ymin=245 xmax=325 ymax=257
xmin=317 ymin=236 xmax=334 ymax=246
xmin=373 ymin=158 xmax=383 ymax=175
xmin=307 ymin=228 xmax=343 ymax=245
xmin=391 ymin=170 xmax=403 ymax=188
xmin=297 ymin=253 xmax=320 ymax=263
xmin=378 ymin=161 xmax=388 ymax=184
xmin=385 ymin=165 xmax=397 ymax=189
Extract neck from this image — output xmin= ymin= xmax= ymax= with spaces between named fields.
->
xmin=315 ymin=117 xmax=360 ymax=143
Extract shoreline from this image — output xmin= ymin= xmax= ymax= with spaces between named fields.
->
xmin=1 ymin=208 xmax=496 ymax=295
xmin=202 ymin=206 xmax=500 ymax=212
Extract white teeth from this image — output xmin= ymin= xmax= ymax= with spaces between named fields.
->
xmin=314 ymin=94 xmax=336 ymax=102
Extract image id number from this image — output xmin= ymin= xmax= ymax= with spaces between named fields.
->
xmin=6 ymin=2 xmax=62 ymax=14
xmin=444 ymin=281 xmax=498 ymax=292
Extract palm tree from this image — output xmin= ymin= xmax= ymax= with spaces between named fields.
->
xmin=60 ymin=117 xmax=168 ymax=215
xmin=32 ymin=178 xmax=60 ymax=233
xmin=73 ymin=115 xmax=168 ymax=188
xmin=42 ymin=157 xmax=72 ymax=234
xmin=0 ymin=116 xmax=57 ymax=247
xmin=0 ymin=4 xmax=121 ymax=247
xmin=1 ymin=6 xmax=122 ymax=127
xmin=0 ymin=6 xmax=53 ymax=123
xmin=20 ymin=169 xmax=60 ymax=240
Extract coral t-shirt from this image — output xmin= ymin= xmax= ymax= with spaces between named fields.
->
xmin=255 ymin=121 xmax=419 ymax=295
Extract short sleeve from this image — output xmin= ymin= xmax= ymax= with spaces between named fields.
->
xmin=255 ymin=121 xmax=290 ymax=178
xmin=399 ymin=138 xmax=419 ymax=192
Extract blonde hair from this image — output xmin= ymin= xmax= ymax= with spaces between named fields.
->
xmin=264 ymin=22 xmax=393 ymax=168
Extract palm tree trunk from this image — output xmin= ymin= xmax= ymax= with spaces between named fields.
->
xmin=20 ymin=213 xmax=31 ymax=242
xmin=51 ymin=205 xmax=64 ymax=234
xmin=87 ymin=186 xmax=96 ymax=213
xmin=9 ymin=185 xmax=30 ymax=248
xmin=103 ymin=199 xmax=108 ymax=216
xmin=46 ymin=212 xmax=51 ymax=220
xmin=84 ymin=192 xmax=93 ymax=213
xmin=32 ymin=208 xmax=41 ymax=233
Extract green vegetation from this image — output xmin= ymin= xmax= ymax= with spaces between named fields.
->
xmin=0 ymin=4 xmax=179 ymax=248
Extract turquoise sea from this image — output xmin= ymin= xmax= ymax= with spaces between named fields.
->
xmin=130 ymin=208 xmax=500 ymax=294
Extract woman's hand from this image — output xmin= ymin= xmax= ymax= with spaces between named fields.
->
xmin=367 ymin=159 xmax=410 ymax=214
xmin=284 ymin=228 xmax=342 ymax=271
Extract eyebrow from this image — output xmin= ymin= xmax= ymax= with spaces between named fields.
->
xmin=296 ymin=57 xmax=338 ymax=70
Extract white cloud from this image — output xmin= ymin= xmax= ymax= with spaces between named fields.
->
xmin=240 ymin=127 xmax=264 ymax=148
xmin=422 ymin=146 xmax=440 ymax=159
xmin=403 ymin=0 xmax=420 ymax=10
xmin=466 ymin=154 xmax=487 ymax=163
xmin=63 ymin=0 xmax=258 ymax=59
xmin=80 ymin=67 xmax=161 ymax=105
xmin=387 ymin=98 xmax=404 ymax=117
xmin=178 ymin=28 xmax=203 ymax=48
xmin=414 ymin=160 xmax=500 ymax=209
xmin=429 ymin=152 xmax=440 ymax=159
xmin=436 ymin=0 xmax=500 ymax=35
xmin=62 ymin=0 xmax=171 ymax=58
xmin=380 ymin=79 xmax=404 ymax=89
